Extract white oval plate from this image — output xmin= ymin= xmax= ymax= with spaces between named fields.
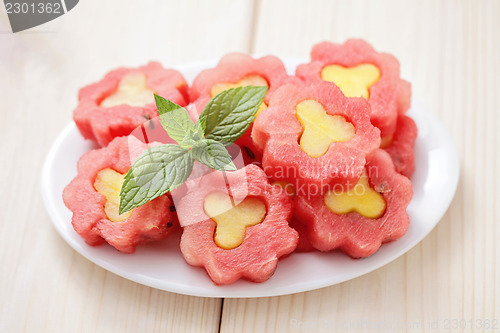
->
xmin=41 ymin=59 xmax=459 ymax=298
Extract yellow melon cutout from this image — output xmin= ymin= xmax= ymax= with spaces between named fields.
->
xmin=94 ymin=168 xmax=132 ymax=222
xmin=324 ymin=171 xmax=386 ymax=219
xmin=204 ymin=192 xmax=266 ymax=250
xmin=295 ymin=99 xmax=355 ymax=158
xmin=100 ymin=72 xmax=155 ymax=108
xmin=321 ymin=63 xmax=380 ymax=99
xmin=210 ymin=75 xmax=268 ymax=117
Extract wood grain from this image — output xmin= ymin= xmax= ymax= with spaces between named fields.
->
xmin=221 ymin=0 xmax=500 ymax=332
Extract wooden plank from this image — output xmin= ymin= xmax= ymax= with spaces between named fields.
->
xmin=221 ymin=0 xmax=500 ymax=332
xmin=0 ymin=1 xmax=255 ymax=332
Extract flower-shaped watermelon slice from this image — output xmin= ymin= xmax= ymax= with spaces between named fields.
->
xmin=296 ymin=39 xmax=411 ymax=139
xmin=178 ymin=164 xmax=298 ymax=285
xmin=293 ymin=149 xmax=413 ymax=258
xmin=63 ymin=136 xmax=177 ymax=253
xmin=74 ymin=62 xmax=189 ymax=147
xmin=189 ymin=53 xmax=290 ymax=164
xmin=252 ymin=81 xmax=380 ymax=194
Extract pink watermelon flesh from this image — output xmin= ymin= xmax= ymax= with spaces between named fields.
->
xmin=294 ymin=149 xmax=413 ymax=258
xmin=235 ymin=129 xmax=263 ymax=165
xmin=63 ymin=136 xmax=177 ymax=254
xmin=74 ymin=62 xmax=189 ymax=147
xmin=296 ymin=39 xmax=411 ymax=138
xmin=178 ymin=164 xmax=298 ymax=285
xmin=189 ymin=53 xmax=290 ymax=165
xmin=270 ymin=181 xmax=316 ymax=253
xmin=383 ymin=115 xmax=418 ymax=178
xmin=128 ymin=115 xmax=179 ymax=145
xmin=252 ymin=81 xmax=381 ymax=194
xmin=288 ymin=216 xmax=316 ymax=253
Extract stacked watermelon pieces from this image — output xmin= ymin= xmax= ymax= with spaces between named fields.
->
xmin=65 ymin=39 xmax=417 ymax=285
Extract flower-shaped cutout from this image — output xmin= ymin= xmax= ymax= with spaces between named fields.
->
xmin=189 ymin=53 xmax=290 ymax=164
xmin=63 ymin=136 xmax=177 ymax=253
xmin=293 ymin=149 xmax=413 ymax=258
xmin=74 ymin=62 xmax=189 ymax=147
xmin=252 ymin=81 xmax=380 ymax=194
xmin=178 ymin=164 xmax=298 ymax=285
xmin=296 ymin=39 xmax=411 ymax=139
xmin=321 ymin=63 xmax=380 ymax=99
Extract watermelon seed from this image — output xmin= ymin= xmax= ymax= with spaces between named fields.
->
xmin=243 ymin=146 xmax=255 ymax=159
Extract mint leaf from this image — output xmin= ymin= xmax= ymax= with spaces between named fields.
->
xmin=180 ymin=117 xmax=206 ymax=147
xmin=154 ymin=94 xmax=195 ymax=146
xmin=193 ymin=117 xmax=206 ymax=137
xmin=199 ymin=86 xmax=267 ymax=143
xmin=191 ymin=139 xmax=237 ymax=171
xmin=119 ymin=144 xmax=193 ymax=214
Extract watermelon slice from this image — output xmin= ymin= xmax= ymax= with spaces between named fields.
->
xmin=252 ymin=81 xmax=380 ymax=194
xmin=74 ymin=62 xmax=189 ymax=147
xmin=63 ymin=136 xmax=177 ymax=254
xmin=189 ymin=53 xmax=290 ymax=164
xmin=178 ymin=164 xmax=298 ymax=285
xmin=296 ymin=39 xmax=411 ymax=138
xmin=293 ymin=149 xmax=413 ymax=258
xmin=383 ymin=115 xmax=418 ymax=178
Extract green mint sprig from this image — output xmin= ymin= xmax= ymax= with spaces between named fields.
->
xmin=119 ymin=86 xmax=268 ymax=214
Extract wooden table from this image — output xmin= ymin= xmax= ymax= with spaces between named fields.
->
xmin=1 ymin=0 xmax=498 ymax=332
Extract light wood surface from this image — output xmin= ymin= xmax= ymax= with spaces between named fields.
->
xmin=1 ymin=0 xmax=498 ymax=332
